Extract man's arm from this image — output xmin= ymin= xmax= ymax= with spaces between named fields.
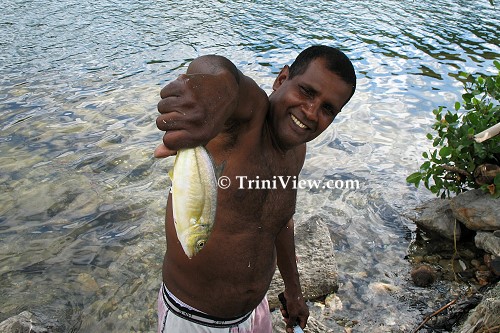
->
xmin=155 ymin=55 xmax=265 ymax=158
xmin=276 ymin=218 xmax=309 ymax=332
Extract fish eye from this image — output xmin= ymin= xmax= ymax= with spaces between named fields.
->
xmin=196 ymin=240 xmax=206 ymax=249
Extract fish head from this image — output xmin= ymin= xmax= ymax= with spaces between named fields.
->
xmin=179 ymin=222 xmax=213 ymax=258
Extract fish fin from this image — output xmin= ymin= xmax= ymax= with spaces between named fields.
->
xmin=168 ymin=167 xmax=174 ymax=180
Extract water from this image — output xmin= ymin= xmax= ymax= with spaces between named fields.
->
xmin=1 ymin=0 xmax=499 ymax=332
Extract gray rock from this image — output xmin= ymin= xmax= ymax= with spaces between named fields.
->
xmin=0 ymin=311 xmax=60 ymax=333
xmin=475 ymin=231 xmax=500 ymax=257
xmin=267 ymin=215 xmax=338 ymax=309
xmin=457 ymin=282 xmax=500 ymax=333
xmin=403 ymin=198 xmax=461 ymax=240
xmin=450 ymin=189 xmax=500 ymax=231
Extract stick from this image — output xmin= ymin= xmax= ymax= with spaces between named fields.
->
xmin=479 ymin=324 xmax=500 ymax=333
xmin=441 ymin=165 xmax=472 ymax=178
xmin=411 ymin=298 xmax=458 ymax=333
xmin=474 ymin=122 xmax=500 ymax=143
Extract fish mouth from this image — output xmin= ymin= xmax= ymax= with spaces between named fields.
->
xmin=290 ymin=114 xmax=309 ymax=130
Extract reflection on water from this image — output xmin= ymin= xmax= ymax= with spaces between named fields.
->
xmin=1 ymin=0 xmax=499 ymax=331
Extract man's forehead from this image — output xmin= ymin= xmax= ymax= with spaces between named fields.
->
xmin=293 ymin=59 xmax=339 ymax=81
xmin=296 ymin=62 xmax=342 ymax=86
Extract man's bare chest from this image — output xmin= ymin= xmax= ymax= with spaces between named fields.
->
xmin=214 ymin=149 xmax=299 ymax=231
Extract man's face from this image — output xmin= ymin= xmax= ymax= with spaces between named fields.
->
xmin=268 ymin=58 xmax=353 ymax=150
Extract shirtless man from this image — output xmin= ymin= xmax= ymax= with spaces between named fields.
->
xmin=154 ymin=45 xmax=356 ymax=333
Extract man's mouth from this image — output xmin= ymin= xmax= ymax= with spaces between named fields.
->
xmin=291 ymin=114 xmax=308 ymax=129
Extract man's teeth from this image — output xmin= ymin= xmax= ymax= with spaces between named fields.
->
xmin=291 ymin=114 xmax=307 ymax=129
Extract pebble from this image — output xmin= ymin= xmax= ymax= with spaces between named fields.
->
xmin=411 ymin=265 xmax=436 ymax=287
xmin=425 ymin=255 xmax=441 ymax=264
xmin=324 ymin=293 xmax=343 ymax=311
xmin=470 ymin=259 xmax=481 ymax=268
xmin=369 ymin=282 xmax=401 ymax=294
xmin=475 ymin=270 xmax=491 ymax=285
xmin=490 ymin=257 xmax=500 ymax=276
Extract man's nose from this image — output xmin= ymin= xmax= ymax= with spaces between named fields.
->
xmin=302 ymin=101 xmax=319 ymax=122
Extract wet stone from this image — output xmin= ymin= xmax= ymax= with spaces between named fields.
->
xmin=450 ymin=189 xmax=500 ymax=231
xmin=0 ymin=311 xmax=61 ymax=333
xmin=475 ymin=231 xmax=500 ymax=257
xmin=411 ymin=265 xmax=436 ymax=287
xmin=267 ymin=215 xmax=338 ymax=309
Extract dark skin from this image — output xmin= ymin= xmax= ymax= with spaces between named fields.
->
xmin=155 ymin=55 xmax=353 ymax=332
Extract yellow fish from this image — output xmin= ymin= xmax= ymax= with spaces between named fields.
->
xmin=169 ymin=146 xmax=218 ymax=258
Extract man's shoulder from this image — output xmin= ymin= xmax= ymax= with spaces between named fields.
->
xmin=232 ymin=74 xmax=269 ymax=123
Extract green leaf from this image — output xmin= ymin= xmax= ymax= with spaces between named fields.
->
xmin=421 ymin=161 xmax=431 ymax=170
xmin=406 ymin=172 xmax=422 ymax=186
xmin=454 ymin=102 xmax=461 ymax=111
xmin=495 ymin=174 xmax=500 ymax=187
xmin=432 ymin=137 xmax=441 ymax=147
xmin=426 ymin=133 xmax=433 ymax=140
xmin=462 ymin=93 xmax=473 ymax=103
xmin=430 ymin=185 xmax=439 ymax=194
xmin=422 ymin=152 xmax=429 ymax=159
xmin=439 ymin=146 xmax=452 ymax=157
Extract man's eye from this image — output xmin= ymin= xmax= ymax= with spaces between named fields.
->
xmin=299 ymin=86 xmax=312 ymax=96
xmin=323 ymin=105 xmax=336 ymax=116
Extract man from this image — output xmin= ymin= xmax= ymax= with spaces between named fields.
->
xmin=154 ymin=45 xmax=356 ymax=333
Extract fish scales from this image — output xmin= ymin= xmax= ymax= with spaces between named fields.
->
xmin=169 ymin=146 xmax=217 ymax=258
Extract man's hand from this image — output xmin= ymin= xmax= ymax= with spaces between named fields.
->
xmin=153 ymin=143 xmax=177 ymax=158
xmin=154 ymin=71 xmax=238 ymax=158
xmin=280 ymin=291 xmax=309 ymax=332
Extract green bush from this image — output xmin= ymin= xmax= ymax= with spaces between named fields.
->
xmin=407 ymin=61 xmax=500 ymax=198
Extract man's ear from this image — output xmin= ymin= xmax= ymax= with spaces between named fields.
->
xmin=272 ymin=65 xmax=290 ymax=90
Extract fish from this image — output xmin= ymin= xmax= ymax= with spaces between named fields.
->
xmin=169 ymin=146 xmax=218 ymax=258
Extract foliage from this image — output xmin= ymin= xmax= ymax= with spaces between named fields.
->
xmin=407 ymin=61 xmax=500 ymax=198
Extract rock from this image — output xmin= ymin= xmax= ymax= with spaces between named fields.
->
xmin=450 ymin=189 xmax=500 ymax=231
xmin=369 ymin=282 xmax=401 ymax=294
xmin=0 ymin=311 xmax=60 ymax=333
xmin=324 ymin=293 xmax=343 ymax=311
xmin=457 ymin=282 xmax=500 ymax=333
xmin=404 ymin=198 xmax=461 ymax=240
xmin=411 ymin=265 xmax=436 ymax=287
xmin=491 ymin=258 xmax=500 ymax=276
xmin=475 ymin=270 xmax=492 ymax=286
xmin=267 ymin=216 xmax=338 ymax=309
xmin=475 ymin=231 xmax=500 ymax=257
xmin=76 ymin=272 xmax=100 ymax=292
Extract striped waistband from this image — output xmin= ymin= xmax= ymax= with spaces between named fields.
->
xmin=161 ymin=283 xmax=252 ymax=328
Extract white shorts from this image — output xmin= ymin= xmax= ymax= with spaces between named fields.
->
xmin=157 ymin=283 xmax=272 ymax=333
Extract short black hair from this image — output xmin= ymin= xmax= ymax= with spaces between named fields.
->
xmin=289 ymin=45 xmax=356 ymax=105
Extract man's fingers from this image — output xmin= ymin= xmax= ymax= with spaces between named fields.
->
xmin=156 ymin=113 xmax=190 ymax=131
xmin=153 ymin=144 xmax=177 ymax=158
xmin=159 ymin=76 xmax=185 ymax=99
xmin=157 ymin=95 xmax=187 ymax=115
xmin=286 ymin=314 xmax=302 ymax=332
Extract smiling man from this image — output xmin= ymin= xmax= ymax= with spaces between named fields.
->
xmin=154 ymin=45 xmax=356 ymax=333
